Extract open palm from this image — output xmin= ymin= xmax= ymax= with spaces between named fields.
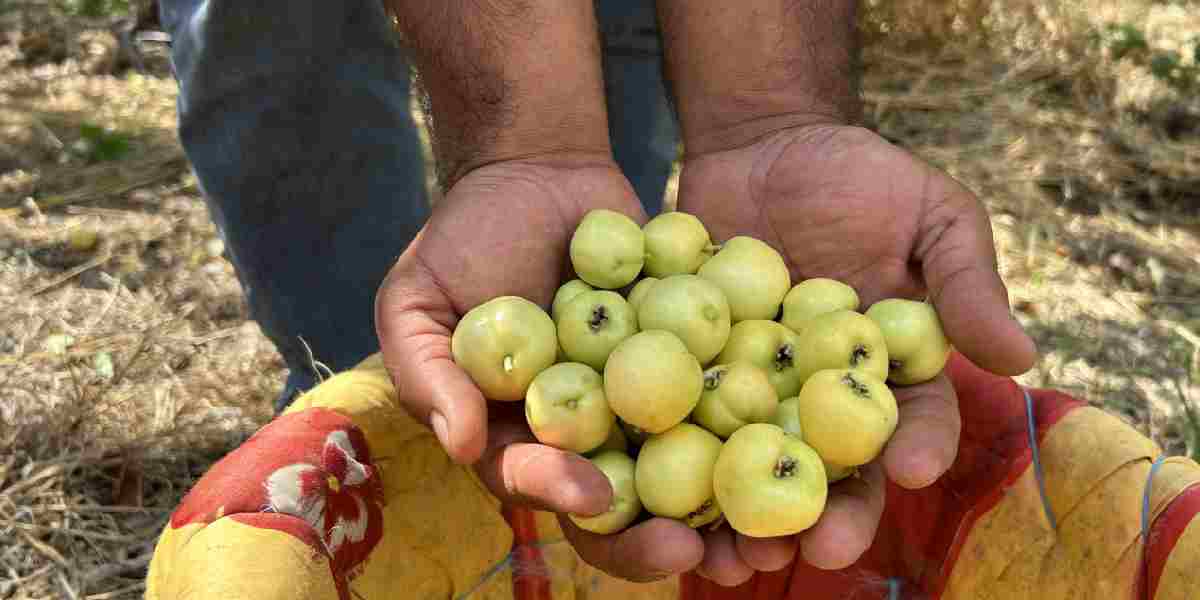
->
xmin=676 ymin=123 xmax=1038 ymax=578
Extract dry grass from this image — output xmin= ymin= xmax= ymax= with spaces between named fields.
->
xmin=2 ymin=0 xmax=1199 ymax=597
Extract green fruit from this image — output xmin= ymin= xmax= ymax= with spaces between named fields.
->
xmin=552 ymin=279 xmax=594 ymax=321
xmin=625 ymin=277 xmax=660 ymax=314
xmin=604 ymin=330 xmax=704 ymax=433
xmin=568 ymin=451 xmax=642 ymax=534
xmin=635 ymin=423 xmax=724 ymax=526
xmin=570 ymin=209 xmax=645 ymax=289
xmin=684 ymin=496 xmax=723 ymax=529
xmin=715 ymin=320 xmax=806 ymax=400
xmin=697 ymin=236 xmax=791 ymax=322
xmin=556 ymin=290 xmax=639 ymax=372
xmin=771 ymin=396 xmax=856 ymax=483
xmin=771 ymin=395 xmax=803 ymax=439
xmin=781 ymin=278 xmax=860 ymax=331
xmin=792 ymin=309 xmax=890 ymax=386
xmin=794 ymin=368 xmax=898 ymax=467
xmin=642 ymin=211 xmax=714 ymax=278
xmin=864 ymin=298 xmax=952 ymax=385
xmin=636 ymin=274 xmax=731 ymax=365
xmin=524 ymin=362 xmax=614 ymax=453
xmin=692 ymin=362 xmax=779 ymax=439
xmin=824 ymin=463 xmax=857 ymax=484
xmin=586 ymin=420 xmax=630 ymax=456
xmin=451 ymin=296 xmax=557 ymax=401
xmin=713 ymin=423 xmax=827 ymax=538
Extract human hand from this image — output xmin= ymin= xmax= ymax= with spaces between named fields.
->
xmin=673 ymin=121 xmax=1038 ymax=581
xmin=375 ymin=157 xmax=713 ymax=582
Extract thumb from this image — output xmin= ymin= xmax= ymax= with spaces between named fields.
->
xmin=375 ymin=265 xmax=488 ymax=465
xmin=918 ymin=183 xmax=1037 ymax=377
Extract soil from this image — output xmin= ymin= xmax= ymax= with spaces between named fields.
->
xmin=1 ymin=0 xmax=1198 ymax=597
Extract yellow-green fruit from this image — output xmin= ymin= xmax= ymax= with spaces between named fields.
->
xmin=524 ymin=362 xmax=614 ymax=454
xmin=636 ymin=274 xmax=731 ymax=365
xmin=587 ymin=420 xmax=629 ymax=456
xmin=556 ymin=290 xmax=639 ymax=372
xmin=792 ymin=309 xmax=890 ymax=386
xmin=865 ymin=298 xmax=952 ymax=385
xmin=692 ymin=362 xmax=779 ymax=439
xmin=642 ymin=211 xmax=714 ymax=277
xmin=625 ymin=277 xmax=660 ymax=314
xmin=771 ymin=396 xmax=856 ymax=483
xmin=715 ymin=320 xmax=806 ymax=400
xmin=569 ymin=451 xmax=642 ymax=534
xmin=713 ymin=423 xmax=828 ymax=538
xmin=604 ymin=330 xmax=704 ymax=433
xmin=697 ymin=236 xmax=791 ymax=322
xmin=794 ymin=369 xmax=898 ymax=467
xmin=781 ymin=278 xmax=860 ymax=331
xmin=67 ymin=227 xmax=99 ymax=251
xmin=684 ymin=496 xmax=723 ymax=529
xmin=451 ymin=296 xmax=557 ymax=401
xmin=570 ymin=209 xmax=645 ymax=289
xmin=635 ymin=423 xmax=724 ymax=527
xmin=771 ymin=395 xmax=804 ymax=439
xmin=824 ymin=463 xmax=857 ymax=484
xmin=552 ymin=279 xmax=594 ymax=321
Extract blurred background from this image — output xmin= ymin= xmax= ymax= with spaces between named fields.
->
xmin=1 ymin=0 xmax=1198 ymax=597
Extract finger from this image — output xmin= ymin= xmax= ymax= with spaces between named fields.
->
xmin=559 ymin=515 xmax=705 ymax=583
xmin=735 ymin=533 xmax=798 ymax=573
xmin=884 ymin=373 xmax=961 ymax=489
xmin=376 ymin=269 xmax=489 ymax=465
xmin=798 ymin=462 xmax=886 ymax=570
xmin=475 ymin=419 xmax=613 ymax=515
xmin=697 ymin=525 xmax=754 ymax=587
xmin=917 ymin=181 xmax=1038 ymax=377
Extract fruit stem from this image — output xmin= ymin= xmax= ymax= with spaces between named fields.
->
xmin=688 ymin=499 xmax=714 ymax=520
xmin=841 ymin=372 xmax=871 ymax=397
xmin=705 ymin=243 xmax=723 ymax=253
xmin=774 ymin=456 xmax=798 ymax=478
xmin=703 ymin=367 xmax=726 ymax=391
xmin=589 ymin=305 xmax=609 ymax=331
xmin=850 ymin=344 xmax=870 ymax=367
xmin=775 ymin=344 xmax=795 ymax=370
xmin=503 ymin=355 xmax=515 ymax=373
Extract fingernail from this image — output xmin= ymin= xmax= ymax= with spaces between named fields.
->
xmin=430 ymin=410 xmax=451 ymax=450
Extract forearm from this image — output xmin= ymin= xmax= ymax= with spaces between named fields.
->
xmin=385 ymin=1 xmax=611 ymax=187
xmin=656 ymin=0 xmax=862 ymax=155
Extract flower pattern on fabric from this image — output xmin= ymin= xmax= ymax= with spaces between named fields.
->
xmin=265 ymin=427 xmax=385 ymax=581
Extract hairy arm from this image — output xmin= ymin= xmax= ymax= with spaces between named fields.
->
xmin=384 ymin=1 xmax=611 ymax=188
xmin=656 ymin=0 xmax=862 ymax=155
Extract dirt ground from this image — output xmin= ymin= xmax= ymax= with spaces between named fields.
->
xmin=1 ymin=0 xmax=1199 ymax=598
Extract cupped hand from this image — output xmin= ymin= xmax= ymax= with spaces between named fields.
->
xmin=675 ymin=123 xmax=1038 ymax=581
xmin=374 ymin=157 xmax=707 ymax=582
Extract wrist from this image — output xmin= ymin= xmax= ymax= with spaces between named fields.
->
xmin=387 ymin=1 xmax=612 ymax=188
xmin=658 ymin=0 xmax=862 ymax=156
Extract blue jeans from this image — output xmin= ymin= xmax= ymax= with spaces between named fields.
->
xmin=158 ymin=0 xmax=680 ymax=413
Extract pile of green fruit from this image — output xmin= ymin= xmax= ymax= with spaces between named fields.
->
xmin=450 ymin=209 xmax=952 ymax=538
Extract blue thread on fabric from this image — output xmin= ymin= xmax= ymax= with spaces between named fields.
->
xmin=1141 ymin=454 xmax=1169 ymax=544
xmin=887 ymin=576 xmax=902 ymax=600
xmin=1023 ymin=387 xmax=1058 ymax=531
xmin=456 ymin=553 xmax=513 ymax=600
xmin=1140 ymin=453 xmax=1170 ymax=600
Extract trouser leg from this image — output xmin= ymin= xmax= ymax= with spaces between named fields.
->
xmin=161 ymin=0 xmax=680 ymax=415
xmin=596 ymin=0 xmax=680 ymax=217
xmin=158 ymin=0 xmax=431 ymax=413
